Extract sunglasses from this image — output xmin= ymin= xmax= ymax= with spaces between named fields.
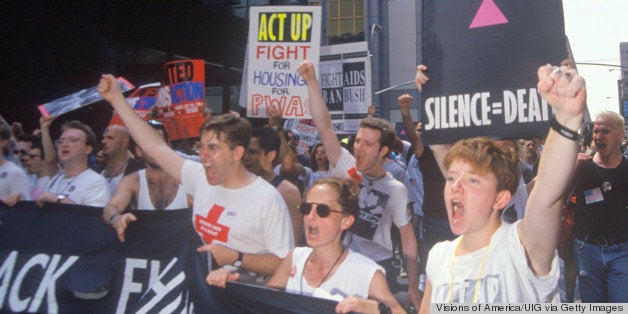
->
xmin=299 ymin=202 xmax=346 ymax=218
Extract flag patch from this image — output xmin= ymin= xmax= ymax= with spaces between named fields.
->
xmin=584 ymin=187 xmax=604 ymax=205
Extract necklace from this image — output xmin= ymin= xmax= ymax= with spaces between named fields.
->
xmin=104 ymin=159 xmax=128 ymax=181
xmin=448 ymin=237 xmax=491 ymax=303
xmin=300 ymin=247 xmax=345 ymax=295
xmin=363 ymin=173 xmax=386 ymax=187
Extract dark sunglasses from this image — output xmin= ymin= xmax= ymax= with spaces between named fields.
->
xmin=299 ymin=202 xmax=346 ymax=218
xmin=13 ymin=149 xmax=28 ymax=155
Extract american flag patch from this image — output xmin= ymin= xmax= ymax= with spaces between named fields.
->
xmin=584 ymin=187 xmax=604 ymax=204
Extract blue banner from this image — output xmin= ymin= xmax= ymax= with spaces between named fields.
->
xmin=0 ymin=202 xmax=337 ymax=313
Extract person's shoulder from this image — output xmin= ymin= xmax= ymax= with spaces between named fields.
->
xmin=430 ymin=237 xmax=460 ymax=257
xmin=382 ymin=172 xmax=406 ymax=188
xmin=84 ymin=168 xmax=108 ymax=182
xmin=251 ymin=176 xmax=283 ymax=194
xmin=347 ymin=249 xmax=379 ymax=266
xmin=278 ymin=179 xmax=299 ymax=194
xmin=121 ymin=171 xmax=140 ymax=185
xmin=2 ymin=161 xmax=24 ymax=173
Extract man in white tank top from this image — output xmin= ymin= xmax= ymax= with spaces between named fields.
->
xmin=102 ymin=121 xmax=189 ymax=242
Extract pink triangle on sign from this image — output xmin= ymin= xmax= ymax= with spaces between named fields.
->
xmin=469 ymin=0 xmax=508 ymax=29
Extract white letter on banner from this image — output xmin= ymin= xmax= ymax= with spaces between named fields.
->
xmin=117 ymin=258 xmax=148 ymax=314
xmin=503 ymin=90 xmax=517 ymax=124
xmin=136 ymin=258 xmax=185 ymax=314
xmin=424 ymin=98 xmax=436 ymax=130
xmin=9 ymin=254 xmax=49 ymax=312
xmin=28 ymin=255 xmax=78 ymax=313
xmin=0 ymin=251 xmax=18 ymax=309
xmin=517 ymin=89 xmax=528 ymax=123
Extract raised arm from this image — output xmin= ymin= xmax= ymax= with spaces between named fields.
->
xmin=519 ymin=64 xmax=585 ymax=275
xmin=398 ymin=94 xmax=425 ymax=158
xmin=98 ymin=75 xmax=184 ymax=183
xmin=268 ymin=106 xmax=304 ymax=177
xmin=102 ymin=173 xmax=139 ymax=242
xmin=296 ymin=62 xmax=342 ymax=167
xmin=39 ymin=116 xmax=59 ymax=177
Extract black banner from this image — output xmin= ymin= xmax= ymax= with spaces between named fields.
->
xmin=421 ymin=0 xmax=568 ymax=144
xmin=0 ymin=202 xmax=337 ymax=313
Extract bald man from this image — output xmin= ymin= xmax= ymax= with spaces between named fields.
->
xmin=100 ymin=125 xmax=143 ymax=194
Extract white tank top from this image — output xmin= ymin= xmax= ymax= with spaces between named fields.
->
xmin=137 ymin=169 xmax=188 ymax=210
xmin=285 ymin=247 xmax=383 ymax=301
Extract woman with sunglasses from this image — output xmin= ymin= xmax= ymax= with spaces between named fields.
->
xmin=207 ymin=177 xmax=403 ymax=313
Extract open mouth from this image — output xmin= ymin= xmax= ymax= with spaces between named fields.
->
xmin=306 ymin=225 xmax=319 ymax=239
xmin=451 ymin=199 xmax=465 ymax=222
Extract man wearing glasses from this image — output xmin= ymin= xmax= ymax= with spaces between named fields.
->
xmin=23 ymin=143 xmax=52 ymax=200
xmin=37 ymin=119 xmax=110 ymax=207
xmin=0 ymin=121 xmax=31 ymax=206
xmin=98 ymin=75 xmax=294 ymax=280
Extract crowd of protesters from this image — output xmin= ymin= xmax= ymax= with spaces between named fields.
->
xmin=1 ymin=58 xmax=626 ymax=313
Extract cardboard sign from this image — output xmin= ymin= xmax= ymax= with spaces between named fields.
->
xmin=246 ymin=6 xmax=322 ymax=119
xmin=108 ymin=82 xmax=160 ymax=126
xmin=421 ymin=0 xmax=568 ymax=144
xmin=158 ymin=60 xmax=206 ymax=140
xmin=38 ymin=77 xmax=134 ymax=118
xmin=319 ymin=41 xmax=371 ymax=134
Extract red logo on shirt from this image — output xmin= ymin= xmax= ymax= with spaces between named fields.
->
xmin=347 ymin=167 xmax=362 ymax=184
xmin=194 ymin=204 xmax=230 ymax=244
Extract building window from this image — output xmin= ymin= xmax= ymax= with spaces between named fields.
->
xmin=328 ymin=0 xmax=364 ymax=44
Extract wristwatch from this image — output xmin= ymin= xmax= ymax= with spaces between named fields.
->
xmin=550 ymin=117 xmax=584 ymax=141
xmin=56 ymin=194 xmax=68 ymax=203
xmin=233 ymin=251 xmax=243 ymax=269
xmin=378 ymin=301 xmax=391 ymax=314
xmin=109 ymin=214 xmax=119 ymax=227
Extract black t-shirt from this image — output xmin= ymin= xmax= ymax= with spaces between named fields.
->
xmin=572 ymin=156 xmax=628 ymax=241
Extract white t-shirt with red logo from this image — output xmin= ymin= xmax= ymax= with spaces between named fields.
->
xmin=181 ymin=160 xmax=294 ymax=258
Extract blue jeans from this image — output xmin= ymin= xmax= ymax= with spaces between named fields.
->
xmin=573 ymin=238 xmax=628 ymax=302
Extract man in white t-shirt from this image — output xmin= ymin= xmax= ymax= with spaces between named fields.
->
xmin=414 ymin=63 xmax=587 ymax=307
xmin=242 ymin=127 xmax=302 ymax=245
xmin=297 ymin=61 xmax=420 ymax=310
xmin=0 ymin=121 xmax=31 ymax=205
xmin=37 ymin=119 xmax=110 ymax=207
xmin=23 ymin=144 xmax=51 ymax=200
xmin=98 ymin=75 xmax=294 ymax=278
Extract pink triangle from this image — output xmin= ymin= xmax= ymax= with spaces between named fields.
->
xmin=469 ymin=0 xmax=509 ymax=29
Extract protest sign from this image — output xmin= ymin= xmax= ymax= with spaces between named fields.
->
xmin=38 ymin=77 xmax=135 ymax=118
xmin=421 ymin=0 xmax=568 ymax=144
xmin=0 ymin=203 xmax=339 ymax=313
xmin=108 ymin=83 xmax=160 ymax=126
xmin=319 ymin=41 xmax=370 ymax=134
xmin=284 ymin=119 xmax=319 ymax=149
xmin=158 ymin=59 xmax=206 ymax=140
xmin=246 ymin=6 xmax=322 ymax=119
